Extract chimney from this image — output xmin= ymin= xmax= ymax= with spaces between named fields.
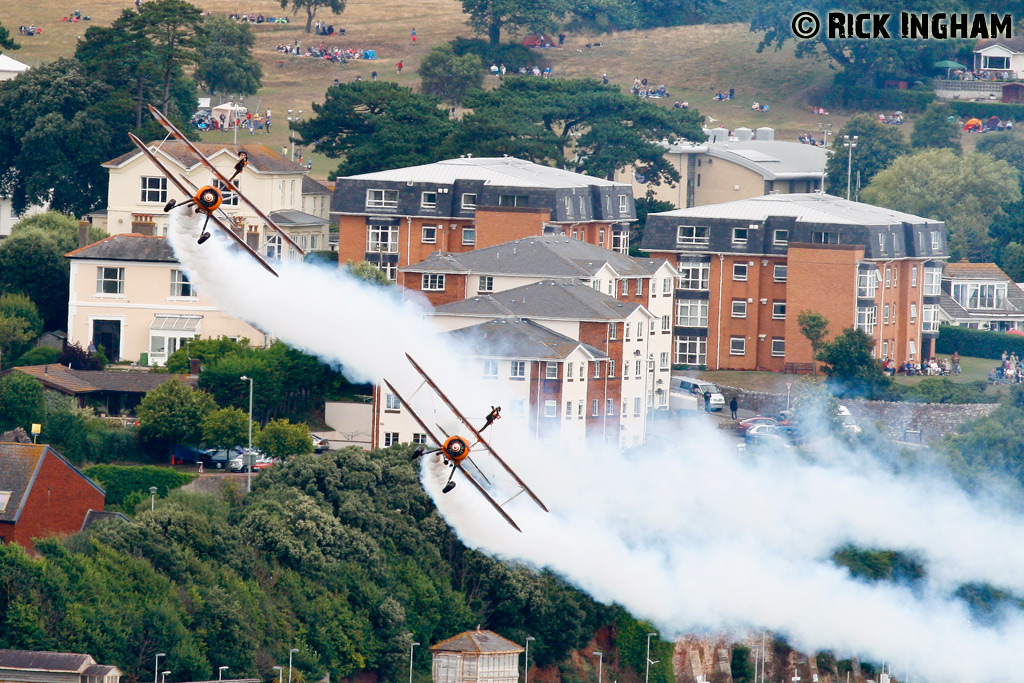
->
xmin=189 ymin=358 xmax=201 ymax=375
xmin=78 ymin=220 xmax=91 ymax=248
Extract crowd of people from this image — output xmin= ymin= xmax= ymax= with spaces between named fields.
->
xmin=312 ymin=20 xmax=344 ymax=36
xmin=883 ymin=355 xmax=958 ymax=376
xmin=488 ymin=64 xmax=552 ymax=77
xmin=948 ymin=69 xmax=1016 ymax=81
xmin=712 ymin=89 xmax=734 ymax=101
xmin=18 ymin=24 xmax=43 ymax=35
xmin=811 ymin=106 xmax=829 ymax=115
xmin=990 ymin=351 xmax=1024 ymax=383
xmin=632 ymin=78 xmax=667 ymax=98
xmin=963 ymin=115 xmax=1014 ymax=133
xmin=878 ymin=111 xmax=904 ymax=125
xmin=229 ymin=12 xmax=289 ymax=23
xmin=797 ymin=132 xmax=826 ymax=146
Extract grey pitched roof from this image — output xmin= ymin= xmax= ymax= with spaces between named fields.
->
xmin=448 ymin=318 xmax=608 ymax=361
xmin=402 ymin=235 xmax=668 ymax=278
xmin=0 ymin=444 xmax=105 ymax=524
xmin=434 ymin=279 xmax=646 ymax=321
xmin=431 ymin=630 xmax=523 ymax=654
xmin=7 ymin=366 xmax=198 ymax=396
xmin=346 ymin=157 xmax=627 ymax=189
xmin=301 ymin=175 xmax=331 ymax=194
xmin=81 ymin=509 xmax=130 ymax=531
xmin=66 ymin=234 xmax=177 ymax=262
xmin=104 ymin=142 xmax=306 ymax=175
xmin=268 ymin=209 xmax=327 ymax=228
xmin=0 ymin=650 xmax=95 ymax=673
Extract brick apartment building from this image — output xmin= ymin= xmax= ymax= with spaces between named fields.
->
xmin=330 ymin=157 xmax=636 ymax=280
xmin=641 ymin=193 xmax=949 ymax=370
xmin=0 ymin=443 xmax=106 ymax=550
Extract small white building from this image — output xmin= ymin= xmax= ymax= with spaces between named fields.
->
xmin=974 ymin=37 xmax=1024 ymax=78
xmin=0 ymin=649 xmax=121 ymax=683
xmin=0 ymin=54 xmax=30 ymax=81
xmin=430 ymin=629 xmax=523 ymax=683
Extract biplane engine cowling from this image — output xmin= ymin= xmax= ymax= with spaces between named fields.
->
xmin=195 ymin=185 xmax=223 ymax=212
xmin=441 ymin=435 xmax=471 ymax=463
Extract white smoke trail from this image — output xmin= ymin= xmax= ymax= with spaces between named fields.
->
xmin=169 ymin=210 xmax=1024 ymax=681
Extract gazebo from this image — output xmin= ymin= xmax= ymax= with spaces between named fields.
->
xmin=430 ymin=629 xmax=523 ymax=683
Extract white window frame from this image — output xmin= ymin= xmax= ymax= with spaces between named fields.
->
xmin=545 ymin=362 xmax=558 ymax=379
xmin=544 ymin=400 xmax=557 ymax=417
xmin=383 ymin=432 xmax=399 ymax=447
xmin=772 ymin=301 xmax=786 ymax=320
xmin=676 ymin=299 xmax=709 ymax=327
xmin=924 ymin=267 xmax=941 ymax=295
xmin=677 ymin=260 xmax=710 ymax=290
xmin=461 ymin=193 xmax=477 ymax=210
xmin=367 ymin=224 xmax=398 ymax=253
xmin=478 ymin=275 xmax=494 ymax=293
xmin=421 ymin=225 xmax=437 ymax=244
xmin=733 ymin=263 xmax=748 ymax=281
xmin=675 ymin=336 xmax=707 ymax=365
xmin=774 ymin=264 xmax=787 ymax=282
xmin=482 ymin=359 xmax=498 ymax=378
xmin=661 ymin=315 xmax=671 ymax=332
xmin=366 ymin=188 xmax=399 ymax=210
xmin=462 ymin=227 xmax=476 ymax=245
xmin=421 ymin=273 xmax=445 ymax=291
xmin=96 ymin=267 xmax=125 ymax=295
xmin=140 ymin=176 xmax=167 ymax=204
xmin=385 ymin=393 xmax=401 ymax=411
xmin=510 ymin=360 xmax=526 ymax=379
xmin=732 ymin=299 xmax=747 ymax=318
xmin=618 ymin=195 xmax=628 ymax=212
xmin=421 ymin=191 xmax=437 ymax=209
xmin=732 ymin=227 xmax=748 ymax=246
xmin=771 ymin=338 xmax=785 ymax=357
xmin=677 ymin=225 xmax=709 ymax=246
xmin=729 ymin=336 xmax=746 ymax=356
xmin=170 ymin=269 xmax=196 ymax=298
xmin=773 ymin=229 xmax=789 ymax=245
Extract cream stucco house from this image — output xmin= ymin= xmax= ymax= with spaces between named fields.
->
xmin=98 ymin=141 xmax=329 ymax=261
xmin=66 ymin=234 xmax=268 ymax=365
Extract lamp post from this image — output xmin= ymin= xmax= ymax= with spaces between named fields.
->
xmin=843 ymin=134 xmax=858 ymax=201
xmin=239 ymin=375 xmax=254 ymax=492
xmin=273 ymin=667 xmax=283 ymax=683
xmin=408 ymin=641 xmax=419 ymax=683
xmin=161 ymin=671 xmax=170 ymax=683
xmin=149 ymin=486 xmax=158 ymax=511
xmin=154 ymin=653 xmax=165 ymax=683
xmin=287 ymin=110 xmax=303 ymax=161
xmin=592 ymin=651 xmax=603 ymax=683
xmin=218 ymin=666 xmax=228 ymax=681
xmin=645 ymin=632 xmax=658 ymax=683
xmin=523 ymin=636 xmax=535 ymax=683
xmin=288 ymin=648 xmax=299 ymax=683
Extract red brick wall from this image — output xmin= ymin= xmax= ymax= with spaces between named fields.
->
xmin=475 ymin=207 xmax=550 ymax=248
xmin=579 ymin=321 xmax=622 ymax=438
xmin=405 ymin=274 xmax=469 ymax=307
xmin=8 ymin=450 xmax=104 ymax=551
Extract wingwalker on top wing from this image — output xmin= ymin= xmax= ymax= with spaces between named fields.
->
xmin=384 ymin=354 xmax=548 ymax=533
xmin=126 ymin=104 xmax=306 ymax=277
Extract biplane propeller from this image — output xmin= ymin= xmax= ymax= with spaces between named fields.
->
xmin=384 ymin=354 xmax=548 ymax=533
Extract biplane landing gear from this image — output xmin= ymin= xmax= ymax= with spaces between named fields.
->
xmin=164 ymin=198 xmax=177 ymax=212
xmin=197 ymin=230 xmax=212 ymax=244
xmin=411 ymin=445 xmax=425 ymax=459
xmin=442 ymin=480 xmax=456 ymax=494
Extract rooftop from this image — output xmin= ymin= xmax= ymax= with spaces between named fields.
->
xmin=0 ymin=444 xmax=105 ymax=524
xmin=0 ymin=650 xmax=96 ymax=673
xmin=448 ymin=318 xmax=608 ymax=361
xmin=66 ymin=234 xmax=177 ymax=262
xmin=344 ymin=156 xmax=628 ymax=189
xmin=665 ymin=138 xmax=827 ymax=180
xmin=103 ymin=141 xmax=308 ymax=175
xmin=944 ymin=261 xmax=1013 ymax=281
xmin=430 ymin=629 xmax=523 ymax=655
xmin=434 ymin=280 xmax=647 ymax=322
xmin=5 ymin=366 xmax=197 ymax=396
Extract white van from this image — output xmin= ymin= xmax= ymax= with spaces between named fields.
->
xmin=670 ymin=376 xmax=726 ymax=411
xmin=837 ymin=405 xmax=862 ymax=433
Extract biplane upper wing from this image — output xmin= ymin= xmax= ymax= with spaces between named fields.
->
xmin=127 ymin=132 xmax=280 ymax=277
xmin=405 ymin=354 xmax=550 ymax=513
xmin=146 ymin=104 xmax=306 ymax=257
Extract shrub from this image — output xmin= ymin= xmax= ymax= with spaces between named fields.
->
xmin=16 ymin=346 xmax=60 ymax=366
xmin=947 ymin=100 xmax=1024 ymax=122
xmin=82 ymin=464 xmax=196 ymax=508
xmin=449 ymin=37 xmax=540 ymax=71
xmin=936 ymin=324 xmax=1024 ymax=359
xmin=822 ymin=85 xmax=935 ymax=113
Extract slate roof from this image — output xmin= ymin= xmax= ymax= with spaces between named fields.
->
xmin=81 ymin=510 xmax=130 ymax=531
xmin=975 ymin=36 xmax=1024 ymax=53
xmin=944 ymin=261 xmax=1012 ymax=281
xmin=6 ymin=366 xmax=197 ymax=396
xmin=301 ymin=175 xmax=331 ymax=194
xmin=346 ymin=157 xmax=627 ymax=189
xmin=103 ymin=141 xmax=307 ymax=175
xmin=66 ymin=234 xmax=177 ymax=262
xmin=268 ymin=209 xmax=328 ymax=228
xmin=938 ymin=262 xmax=1024 ymax=321
xmin=448 ymin=318 xmax=608 ymax=361
xmin=0 ymin=444 xmax=105 ymax=524
xmin=0 ymin=650 xmax=96 ymax=673
xmin=434 ymin=280 xmax=647 ymax=321
xmin=402 ymin=235 xmax=670 ymax=278
xmin=430 ymin=630 xmax=523 ymax=654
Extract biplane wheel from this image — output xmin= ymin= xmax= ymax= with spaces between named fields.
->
xmin=164 ymin=198 xmax=177 ymax=212
xmin=442 ymin=481 xmax=456 ymax=494
xmin=198 ymin=231 xmax=212 ymax=245
xmin=412 ymin=445 xmax=425 ymax=459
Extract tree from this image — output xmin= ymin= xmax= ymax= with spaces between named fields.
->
xmin=0 ymin=315 xmax=33 ymax=371
xmin=797 ymin=310 xmax=828 ymax=377
xmin=254 ymin=418 xmax=312 ymax=459
xmin=0 ymin=21 xmax=20 ymax=52
xmin=976 ymin=135 xmax=1024 ymax=183
xmin=14 ymin=211 xmax=107 ymax=254
xmin=0 ymin=371 xmax=45 ymax=432
xmin=418 ymin=45 xmax=484 ymax=106
xmin=461 ymin=0 xmax=568 ymax=45
xmin=280 ymin=0 xmax=346 ymax=33
xmin=862 ymin=148 xmax=1021 ymax=261
xmin=136 ymin=379 xmax=217 ymax=455
xmin=0 ymin=293 xmax=43 ymax=340
xmin=631 ymin=196 xmax=675 ymax=256
xmin=999 ymin=241 xmax=1024 ymax=282
xmin=194 ymin=16 xmax=263 ymax=97
xmin=0 ymin=231 xmax=70 ymax=331
xmin=910 ymin=101 xmax=961 ymax=153
xmin=731 ymin=644 xmax=755 ymax=683
xmin=344 ymin=260 xmax=393 ymax=286
xmin=294 ymin=82 xmax=456 ymax=178
xmin=202 ymin=407 xmax=252 ymax=450
xmin=816 ymin=328 xmax=889 ymax=396
xmin=165 ymin=336 xmax=250 ymax=374
xmin=135 ymin=0 xmax=204 ymax=116
xmin=823 ymin=115 xmax=909 ymax=196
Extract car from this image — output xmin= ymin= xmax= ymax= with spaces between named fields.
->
xmin=671 ymin=376 xmax=726 ymax=411
xmin=745 ymin=431 xmax=793 ymax=451
xmin=736 ymin=416 xmax=780 ymax=433
xmin=837 ymin=405 xmax=862 ymax=434
xmin=250 ymin=457 xmax=279 ymax=472
xmin=311 ymin=434 xmax=330 ymax=453
xmin=203 ymin=447 xmax=243 ymax=470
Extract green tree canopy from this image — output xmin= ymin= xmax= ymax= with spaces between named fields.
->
xmin=0 ymin=293 xmax=43 ymax=340
xmin=797 ymin=309 xmax=829 ymax=377
xmin=816 ymin=328 xmax=890 ymax=396
xmin=862 ymin=148 xmax=1021 ymax=261
xmin=137 ymin=379 xmax=218 ymax=454
xmin=0 ymin=21 xmax=20 ymax=51
xmin=344 ymin=260 xmax=393 ymax=286
xmin=280 ymin=0 xmax=346 ymax=33
xmin=0 ymin=293 xmax=42 ymax=370
xmin=462 ymin=0 xmax=569 ymax=44
xmin=202 ymin=407 xmax=253 ymax=451
xmin=418 ymin=44 xmax=485 ymax=106
xmin=824 ymin=114 xmax=909 ymax=197
xmin=194 ymin=16 xmax=263 ymax=97
xmin=254 ymin=418 xmax=313 ymax=459
xmin=13 ymin=211 xmax=107 ymax=254
xmin=0 ymin=231 xmax=70 ymax=331
xmin=165 ymin=336 xmax=250 ymax=373
xmin=910 ymin=101 xmax=962 ymax=153
xmin=135 ymin=0 xmax=204 ymax=115
xmin=976 ymin=135 xmax=1024 ymax=183
xmin=0 ymin=371 xmax=45 ymax=432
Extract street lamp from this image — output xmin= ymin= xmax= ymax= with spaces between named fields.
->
xmin=149 ymin=486 xmax=158 ymax=511
xmin=154 ymin=653 xmax=165 ymax=683
xmin=273 ymin=667 xmax=283 ymax=683
xmin=524 ymin=636 xmax=535 ymax=683
xmin=408 ymin=641 xmax=419 ymax=683
xmin=843 ymin=134 xmax=858 ymax=201
xmin=592 ymin=652 xmax=603 ymax=683
xmin=287 ymin=110 xmax=303 ymax=161
xmin=645 ymin=632 xmax=658 ymax=683
xmin=218 ymin=666 xmax=228 ymax=681
xmin=161 ymin=671 xmax=170 ymax=683
xmin=240 ymin=375 xmax=254 ymax=492
xmin=288 ymin=648 xmax=299 ymax=683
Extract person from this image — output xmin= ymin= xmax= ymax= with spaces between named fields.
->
xmin=952 ymin=351 xmax=961 ymax=375
xmin=371 ymin=70 xmax=377 ymax=81
xmin=197 ymin=459 xmax=203 ymax=474
xmin=411 ymin=27 xmax=416 ymax=43
xmin=703 ymin=389 xmax=712 ymax=412
xmin=397 ymin=60 xmax=403 ymax=73
xmin=558 ymin=32 xmax=565 ymax=45
xmin=87 ymin=340 xmax=97 ymax=354
xmin=729 ymin=396 xmax=738 ymax=420
xmin=602 ymin=73 xmax=608 ymax=85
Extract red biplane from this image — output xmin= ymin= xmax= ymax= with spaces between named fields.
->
xmin=126 ymin=104 xmax=306 ymax=277
xmin=384 ymin=354 xmax=548 ymax=532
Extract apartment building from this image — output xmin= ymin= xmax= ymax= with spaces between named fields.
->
xmin=939 ymin=261 xmax=1024 ymax=331
xmin=641 ymin=193 xmax=948 ymax=370
xmin=330 ymin=157 xmax=636 ymax=280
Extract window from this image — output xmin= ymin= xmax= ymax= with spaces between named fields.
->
xmin=636 ymin=279 xmax=643 ymax=295
xmin=892 ymin=268 xmax=898 ymax=286
xmin=660 ymin=352 xmax=670 ymax=370
xmin=579 ymin=361 xmax=586 ymax=379
xmin=266 ymin=233 xmax=283 ymax=260
xmin=544 ymin=400 xmax=557 ymax=417
xmin=421 ymin=225 xmax=437 ymax=243
xmin=622 ymin=400 xmax=628 ymax=416
xmin=931 ymin=231 xmax=941 ymax=250
xmin=675 ymin=336 xmax=707 ymax=365
xmin=733 ymin=263 xmax=748 ymax=281
xmin=910 ymin=303 xmax=918 ymax=323
xmin=385 ymin=393 xmax=401 ymax=411
xmin=592 ymin=399 xmax=600 ymax=416
xmin=483 ymin=359 xmax=498 ymax=378
xmin=634 ymin=397 xmax=642 ymax=417
xmin=771 ymin=338 xmax=785 ymax=357
xmin=924 ymin=267 xmax=941 ymax=295
xmin=635 ymin=359 xmax=642 ymax=378
xmin=564 ymin=196 xmax=574 ymax=218
xmin=383 ymin=432 xmax=399 ymax=447
xmin=462 ymin=227 xmax=476 ymax=245
xmin=377 ymin=262 xmax=397 ymax=281
xmin=509 ymin=399 xmax=525 ymax=416
xmin=677 ymin=260 xmax=710 ymax=290
xmin=983 ymin=55 xmax=1010 ymax=69
xmin=774 ymin=229 xmax=789 ymax=245
xmin=676 ymin=300 xmax=709 ymax=327
xmin=421 ymin=191 xmax=437 ymax=209
xmin=662 ymin=278 xmax=672 ymax=295
xmin=609 ymin=360 xmax=616 ymax=377
xmin=606 ymin=398 xmax=615 ymax=415
xmin=366 ymin=189 xmax=399 ymax=209
xmin=594 ymin=362 xmax=601 ymax=379
xmin=856 ymin=306 xmax=877 ymax=335
xmin=878 ymin=233 xmax=886 ymax=251
xmin=498 ymin=194 xmax=528 ymax=207
xmin=510 ymin=360 xmax=526 ymax=378
xmin=661 ymin=315 xmax=671 ymax=332
xmin=140 ymin=176 xmax=167 ymax=203
xmin=170 ymin=269 xmax=196 ymax=297
xmin=567 ymin=362 xmax=574 ymax=380
xmin=650 ymin=319 xmax=656 ymax=335
xmin=772 ymin=301 xmax=786 ymax=319
xmin=774 ymin=264 xmax=787 ymax=282
xmin=885 ymin=268 xmax=892 ymax=287
xmin=732 ymin=299 xmax=747 ymax=318
xmin=213 ymin=178 xmax=240 ymax=205
xmin=609 ymin=322 xmax=618 ymax=340
xmin=96 ymin=267 xmax=125 ymax=294
xmin=545 ymin=362 xmax=558 ymax=379
xmin=729 ymin=336 xmax=746 ymax=355
xmin=578 ymin=400 xmax=584 ymax=418
xmin=908 ymin=340 xmax=917 ymax=361
xmin=421 ymin=274 xmax=445 ymax=291
xmin=621 ymin=279 xmax=629 ymax=296
xmin=624 ymin=322 xmax=631 ymax=340
xmin=884 ymin=304 xmax=890 ymax=324
xmin=462 ymin=193 xmax=477 ymax=210
xmin=479 ymin=275 xmax=493 ymax=292
xmin=367 ymin=224 xmax=398 ymax=253
xmin=732 ymin=227 xmax=748 ymax=245
xmin=637 ymin=321 xmax=644 ymax=340
xmin=565 ymin=401 xmax=572 ymax=419
xmin=677 ymin=225 xmax=709 ymax=246
xmin=953 ymin=282 xmax=1006 ymax=309
xmin=412 ymin=433 xmax=427 ymax=444
xmin=912 ymin=266 xmax=918 ymax=287
xmin=857 ymin=269 xmax=877 ymax=298
xmin=618 ymin=195 xmax=628 ymax=212
xmin=923 ymin=303 xmax=939 ymax=332
xmin=812 ymin=231 xmax=840 ymax=244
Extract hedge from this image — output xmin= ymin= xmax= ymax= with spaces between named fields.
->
xmin=83 ymin=464 xmax=196 ymax=508
xmin=935 ymin=323 xmax=1024 ymax=359
xmin=822 ymin=85 xmax=935 ymax=113
xmin=946 ymin=100 xmax=1024 ymax=121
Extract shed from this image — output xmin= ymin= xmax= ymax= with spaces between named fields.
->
xmin=0 ymin=649 xmax=122 ymax=683
xmin=1002 ymin=82 xmax=1024 ymax=103
xmin=430 ymin=629 xmax=523 ymax=683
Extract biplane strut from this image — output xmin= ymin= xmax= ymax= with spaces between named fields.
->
xmin=383 ymin=354 xmax=549 ymax=533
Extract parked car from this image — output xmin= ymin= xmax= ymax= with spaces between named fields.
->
xmin=204 ymin=447 xmax=244 ymax=470
xmin=250 ymin=456 xmax=279 ymax=472
xmin=735 ymin=416 xmax=780 ymax=434
xmin=837 ymin=405 xmax=862 ymax=434
xmin=671 ymin=376 xmax=726 ymax=411
xmin=311 ymin=434 xmax=330 ymax=453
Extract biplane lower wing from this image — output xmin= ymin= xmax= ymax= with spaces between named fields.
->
xmin=146 ymin=104 xmax=305 ymax=257
xmin=127 ymin=132 xmax=280 ymax=277
xmin=405 ymin=354 xmax=550 ymax=513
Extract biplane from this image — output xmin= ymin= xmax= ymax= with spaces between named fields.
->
xmin=125 ymin=104 xmax=307 ymax=277
xmin=383 ymin=354 xmax=549 ymax=533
